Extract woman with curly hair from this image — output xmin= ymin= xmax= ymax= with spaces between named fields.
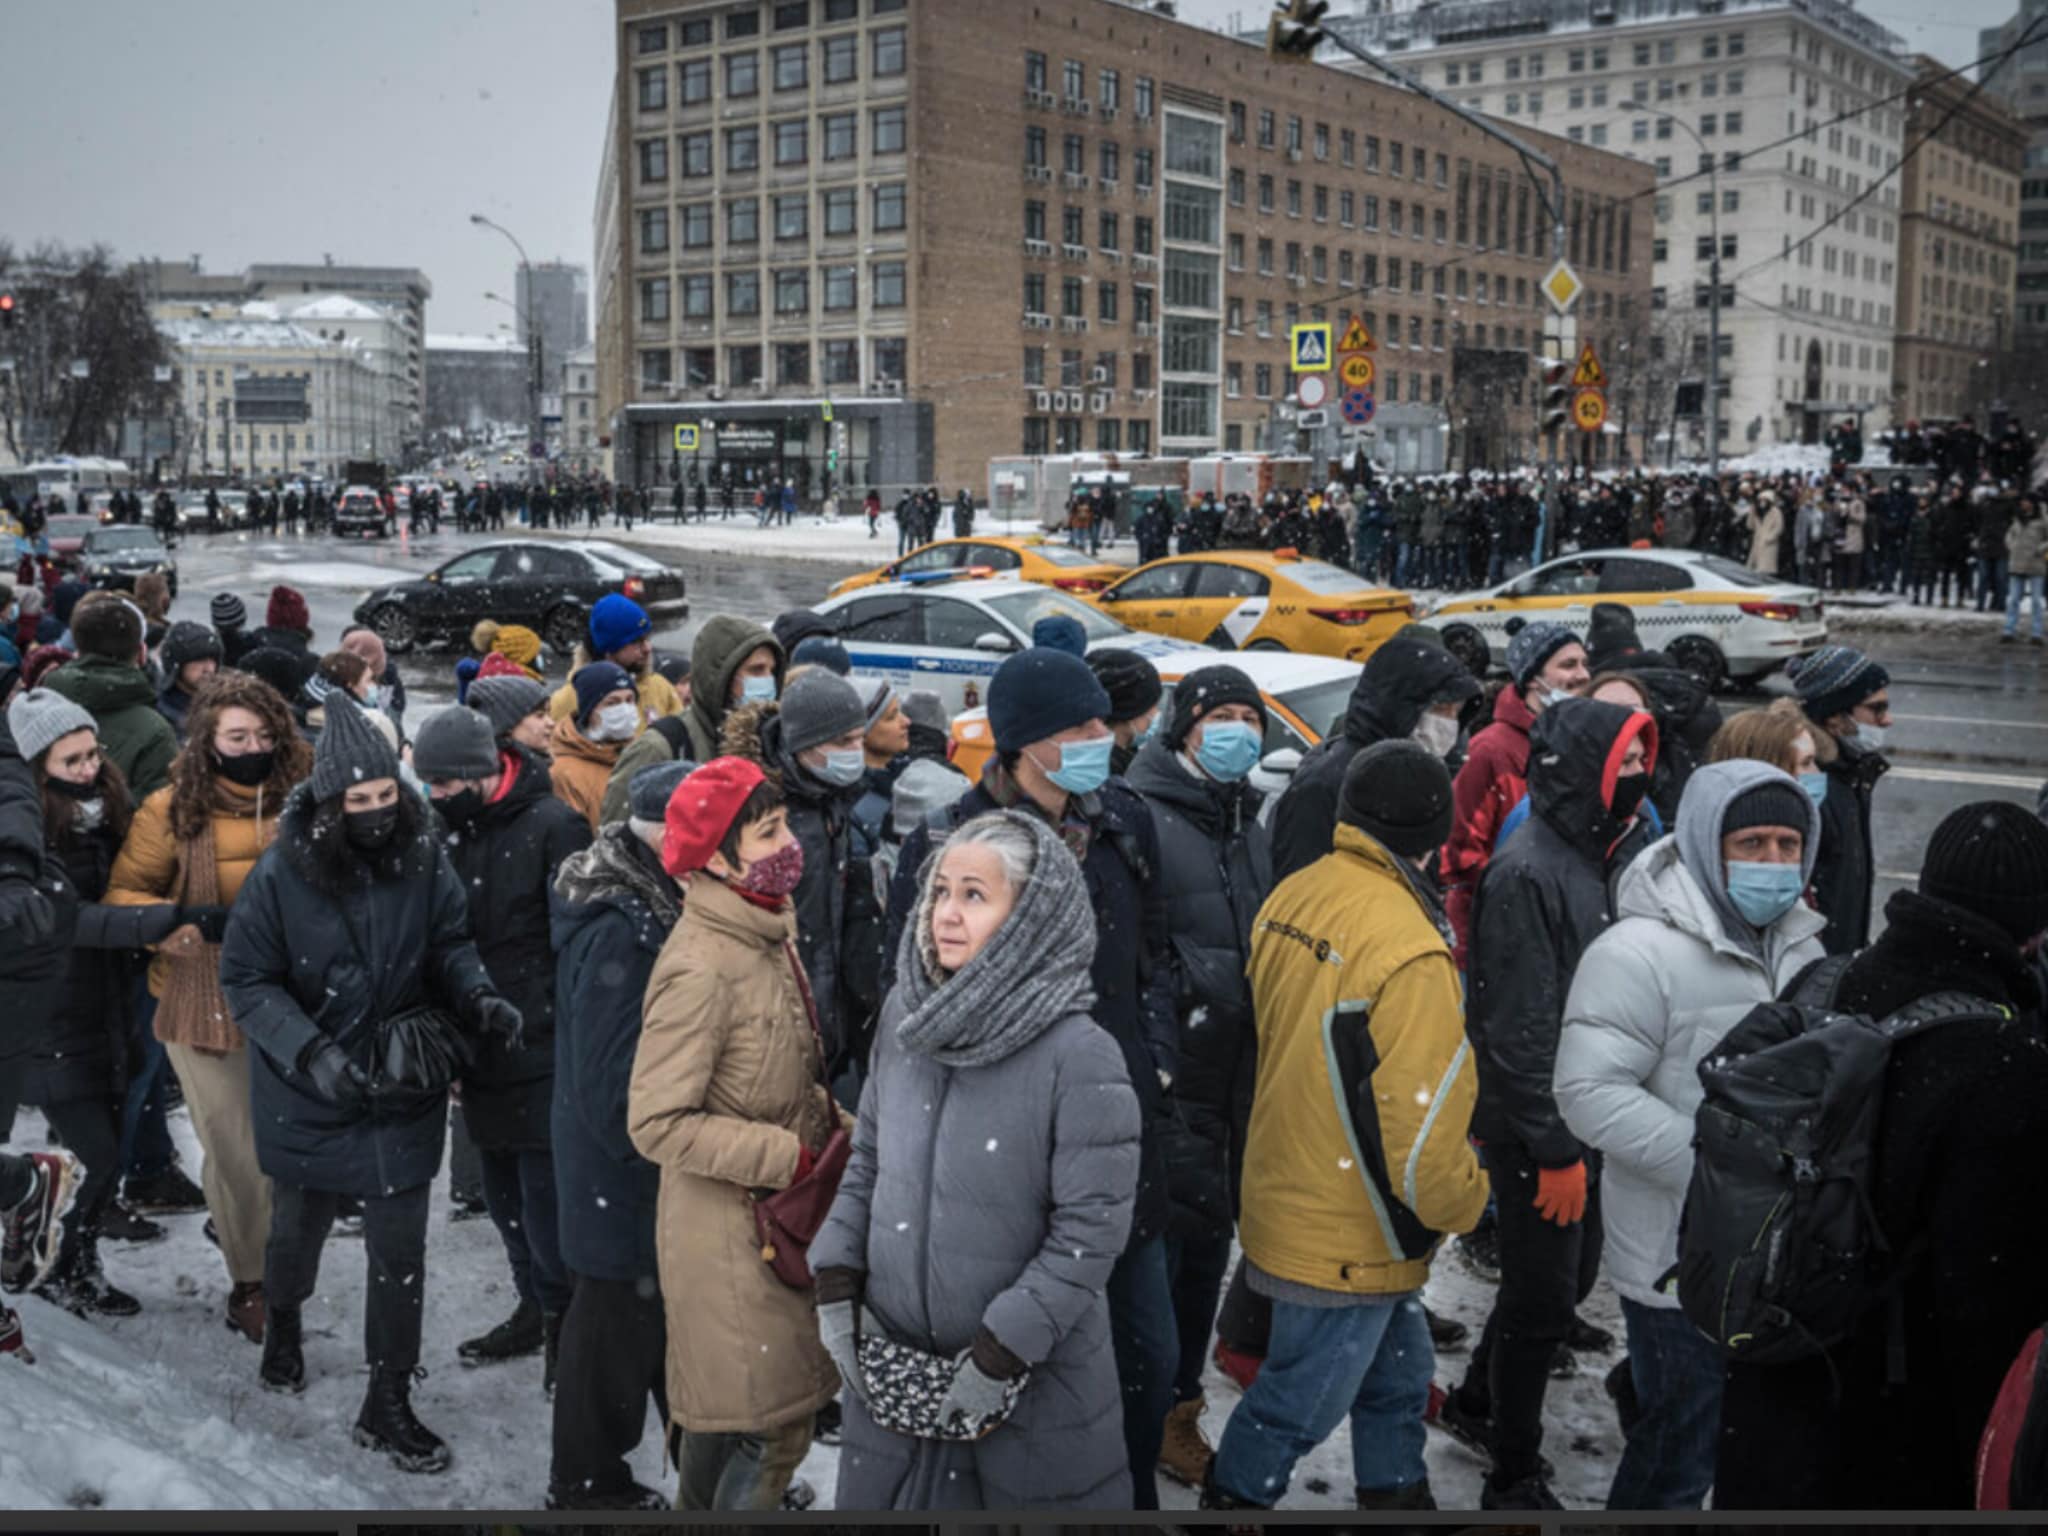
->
xmin=106 ymin=668 xmax=311 ymax=1343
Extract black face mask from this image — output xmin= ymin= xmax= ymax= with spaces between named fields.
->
xmin=1610 ymin=770 xmax=1652 ymax=819
xmin=436 ymin=787 xmax=485 ymax=827
xmin=46 ymin=775 xmax=101 ymax=801
xmin=344 ymin=804 xmax=401 ymax=851
xmin=214 ymin=748 xmax=275 ymax=787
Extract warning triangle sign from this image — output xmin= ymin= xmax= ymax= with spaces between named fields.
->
xmin=1339 ymin=314 xmax=1374 ymax=352
xmin=1572 ymin=342 xmax=1606 ymax=389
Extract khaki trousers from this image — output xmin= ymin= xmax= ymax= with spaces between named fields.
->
xmin=163 ymin=1042 xmax=272 ymax=1284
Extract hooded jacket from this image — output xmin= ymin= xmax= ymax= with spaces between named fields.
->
xmin=549 ymin=715 xmax=624 ymax=833
xmin=1443 ymin=681 xmax=1539 ymax=966
xmin=680 ymin=615 xmax=783 ymax=764
xmin=1554 ymin=761 xmax=1825 ymax=1308
xmin=44 ymin=655 xmax=178 ymax=799
xmin=1270 ymin=637 xmax=1480 ymax=883
xmin=0 ymin=712 xmax=62 ymax=1023
xmin=1467 ymin=697 xmax=1659 ymax=1166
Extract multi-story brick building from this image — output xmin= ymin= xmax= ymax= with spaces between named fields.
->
xmin=1893 ymin=55 xmax=2023 ymax=425
xmin=1979 ymin=0 xmax=2048 ymax=352
xmin=594 ymin=0 xmax=1652 ymax=496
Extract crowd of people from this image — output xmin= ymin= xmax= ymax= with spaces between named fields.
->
xmin=0 ymin=530 xmax=2044 ymax=1514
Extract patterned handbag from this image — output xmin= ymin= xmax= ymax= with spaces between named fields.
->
xmin=855 ymin=1330 xmax=1028 ymax=1443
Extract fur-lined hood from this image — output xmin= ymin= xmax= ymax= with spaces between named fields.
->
xmin=553 ymin=820 xmax=680 ymax=938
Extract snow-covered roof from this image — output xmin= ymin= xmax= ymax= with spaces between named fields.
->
xmin=427 ymin=332 xmax=525 ymax=354
xmin=238 ymin=299 xmax=283 ymax=322
xmin=285 ymin=293 xmax=392 ymax=323
xmin=156 ymin=315 xmax=366 ymax=353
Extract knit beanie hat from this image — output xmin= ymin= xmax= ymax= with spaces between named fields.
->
xmin=411 ymin=705 xmax=501 ymax=783
xmin=1585 ymin=603 xmax=1645 ymax=673
xmin=1338 ymin=739 xmax=1455 ymax=859
xmin=1506 ymin=621 xmax=1581 ymax=688
xmin=6 ymin=687 xmax=96 ymax=765
xmin=630 ymin=757 xmax=699 ymax=824
xmin=210 ymin=592 xmax=248 ymax=630
xmin=1031 ymin=614 xmax=1089 ymax=657
xmin=490 ymin=624 xmax=544 ymax=672
xmin=588 ymin=594 xmax=652 ymax=656
xmin=1919 ymin=800 xmax=2048 ymax=942
xmin=891 ymin=757 xmax=971 ymax=837
xmin=1723 ymin=779 xmax=1812 ymax=837
xmin=900 ymin=689 xmax=947 ymax=736
xmin=791 ymin=635 xmax=853 ymax=676
xmin=988 ymin=647 xmax=1113 ymax=754
xmin=466 ymin=674 xmax=549 ymax=739
xmin=771 ymin=608 xmax=834 ymax=656
xmin=309 ymin=693 xmax=402 ymax=801
xmin=476 ymin=651 xmax=535 ymax=683
xmin=778 ymin=667 xmax=867 ymax=755
xmin=1790 ymin=644 xmax=1890 ymax=725
xmin=662 ymin=756 xmax=768 ymax=876
xmin=266 ymin=584 xmax=310 ymax=634
xmin=1086 ymin=648 xmax=1164 ymax=725
xmin=238 ymin=645 xmax=315 ymax=702
xmin=571 ymin=661 xmax=634 ymax=725
xmin=21 ymin=645 xmax=74 ymax=692
xmin=160 ymin=620 xmax=223 ymax=671
xmin=1165 ymin=664 xmax=1266 ymax=751
xmin=854 ymin=674 xmax=898 ymax=729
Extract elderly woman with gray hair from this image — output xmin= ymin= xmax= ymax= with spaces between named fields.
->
xmin=810 ymin=809 xmax=1142 ymax=1510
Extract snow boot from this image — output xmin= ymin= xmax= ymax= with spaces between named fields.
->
xmin=121 ymin=1163 xmax=205 ymax=1215
xmin=227 ymin=1280 xmax=267 ymax=1344
xmin=260 ymin=1306 xmax=305 ymax=1395
xmin=780 ymin=1477 xmax=816 ymax=1511
xmin=1423 ymin=1303 xmax=1470 ymax=1350
xmin=1429 ymin=1385 xmax=1554 ymax=1479
xmin=1357 ymin=1478 xmax=1437 ymax=1509
xmin=457 ymin=1297 xmax=543 ymax=1365
xmin=353 ymin=1365 xmax=451 ymax=1474
xmin=35 ymin=1231 xmax=140 ymax=1318
xmin=1 ymin=1151 xmax=82 ymax=1294
xmin=542 ymin=1309 xmax=563 ymax=1398
xmin=544 ymin=1479 xmax=671 ymax=1511
xmin=1158 ymin=1395 xmax=1214 ymax=1488
xmin=1455 ymin=1214 xmax=1501 ymax=1283
xmin=1481 ymin=1469 xmax=1564 ymax=1510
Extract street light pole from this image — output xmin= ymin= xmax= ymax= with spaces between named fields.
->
xmin=471 ymin=214 xmax=542 ymax=484
xmin=1650 ymin=111 xmax=1721 ymax=478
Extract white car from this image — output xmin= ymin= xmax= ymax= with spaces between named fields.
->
xmin=1417 ymin=547 xmax=1827 ymax=689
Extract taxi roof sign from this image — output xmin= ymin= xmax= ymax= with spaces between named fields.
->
xmin=1289 ymin=323 xmax=1332 ymax=372
xmin=1338 ymin=314 xmax=1375 ymax=353
xmin=1572 ymin=342 xmax=1606 ymax=389
xmin=1541 ymin=260 xmax=1583 ymax=315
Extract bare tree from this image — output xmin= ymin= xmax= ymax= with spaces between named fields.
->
xmin=0 ymin=241 xmax=170 ymax=461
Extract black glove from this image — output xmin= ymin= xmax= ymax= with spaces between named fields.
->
xmin=299 ymin=1038 xmax=370 ymax=1112
xmin=177 ymin=903 xmax=233 ymax=944
xmin=0 ymin=877 xmax=55 ymax=945
xmin=466 ymin=991 xmax=524 ymax=1049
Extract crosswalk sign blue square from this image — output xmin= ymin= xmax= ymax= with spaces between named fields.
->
xmin=1289 ymin=324 xmax=1332 ymax=372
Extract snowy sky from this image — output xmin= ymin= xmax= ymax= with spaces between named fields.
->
xmin=0 ymin=0 xmax=2005 ymax=340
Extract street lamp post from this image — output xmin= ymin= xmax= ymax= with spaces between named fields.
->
xmin=1651 ymin=112 xmax=1722 ymax=478
xmin=470 ymin=214 xmax=543 ymax=484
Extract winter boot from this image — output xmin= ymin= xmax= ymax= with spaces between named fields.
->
xmin=780 ymin=1477 xmax=816 ymax=1510
xmin=226 ymin=1280 xmax=267 ymax=1344
xmin=1357 ymin=1478 xmax=1437 ymax=1509
xmin=1158 ymin=1395 xmax=1214 ymax=1488
xmin=1481 ymin=1468 xmax=1564 ymax=1510
xmin=1423 ymin=1303 xmax=1469 ymax=1350
xmin=1568 ymin=1311 xmax=1616 ymax=1354
xmin=96 ymin=1200 xmax=164 ymax=1245
xmin=1430 ymin=1385 xmax=1555 ymax=1479
xmin=457 ymin=1297 xmax=543 ymax=1365
xmin=36 ymin=1231 xmax=140 ymax=1318
xmin=0 ymin=1301 xmax=31 ymax=1361
xmin=541 ymin=1309 xmax=564 ymax=1398
xmin=1 ymin=1150 xmax=82 ymax=1294
xmin=353 ymin=1365 xmax=451 ymax=1474
xmin=544 ymin=1479 xmax=671 ymax=1511
xmin=260 ymin=1306 xmax=305 ymax=1395
xmin=121 ymin=1163 xmax=205 ymax=1215
xmin=1212 ymin=1337 xmax=1263 ymax=1391
xmin=1455 ymin=1212 xmax=1501 ymax=1283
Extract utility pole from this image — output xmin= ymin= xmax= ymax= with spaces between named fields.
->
xmin=471 ymin=215 xmax=543 ymax=485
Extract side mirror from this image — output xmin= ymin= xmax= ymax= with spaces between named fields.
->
xmin=1096 ymin=585 xmax=1122 ymax=602
xmin=1258 ymin=748 xmax=1303 ymax=777
xmin=973 ymin=631 xmax=1018 ymax=654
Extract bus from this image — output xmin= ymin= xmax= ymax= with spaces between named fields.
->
xmin=0 ymin=456 xmax=135 ymax=508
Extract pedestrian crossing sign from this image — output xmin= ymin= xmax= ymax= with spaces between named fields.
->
xmin=1572 ymin=342 xmax=1606 ymax=389
xmin=1290 ymin=323 xmax=1332 ymax=372
xmin=674 ymin=424 xmax=700 ymax=452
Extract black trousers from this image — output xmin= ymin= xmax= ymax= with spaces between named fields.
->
xmin=265 ymin=1180 xmax=431 ymax=1372
xmin=39 ymin=1095 xmax=121 ymax=1264
xmin=550 ymin=1272 xmax=669 ymax=1502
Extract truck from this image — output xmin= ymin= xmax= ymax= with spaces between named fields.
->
xmin=1184 ymin=454 xmax=1317 ymax=505
xmin=987 ymin=454 xmax=1192 ymax=532
xmin=343 ymin=459 xmax=388 ymax=492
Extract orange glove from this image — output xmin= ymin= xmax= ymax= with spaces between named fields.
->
xmin=1532 ymin=1161 xmax=1588 ymax=1227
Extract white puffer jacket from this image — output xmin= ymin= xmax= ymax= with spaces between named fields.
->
xmin=1555 ymin=762 xmax=1826 ymax=1308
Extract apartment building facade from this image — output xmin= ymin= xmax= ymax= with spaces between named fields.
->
xmin=1980 ymin=0 xmax=2048 ymax=351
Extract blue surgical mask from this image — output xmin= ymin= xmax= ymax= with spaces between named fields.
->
xmin=815 ymin=747 xmax=866 ymax=787
xmin=740 ymin=674 xmax=778 ymax=705
xmin=1040 ymin=736 xmax=1112 ymax=795
xmin=1136 ymin=709 xmax=1163 ymax=745
xmin=1194 ymin=721 xmax=1263 ymax=783
xmin=1799 ymin=770 xmax=1829 ymax=809
xmin=1725 ymin=859 xmax=1805 ymax=927
xmin=1855 ymin=722 xmax=1888 ymax=752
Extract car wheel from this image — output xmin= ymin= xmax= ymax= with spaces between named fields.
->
xmin=1668 ymin=634 xmax=1728 ymax=693
xmin=369 ymin=603 xmax=417 ymax=654
xmin=1244 ymin=638 xmax=1288 ymax=652
xmin=1440 ymin=622 xmax=1491 ymax=681
xmin=543 ymin=605 xmax=586 ymax=655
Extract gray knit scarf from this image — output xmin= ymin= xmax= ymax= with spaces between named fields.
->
xmin=894 ymin=810 xmax=1098 ymax=1068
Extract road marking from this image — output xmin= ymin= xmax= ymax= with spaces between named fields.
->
xmin=1894 ymin=712 xmax=2048 ymax=732
xmin=1889 ymin=765 xmax=2044 ymax=791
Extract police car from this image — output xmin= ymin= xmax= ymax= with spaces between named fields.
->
xmin=1417 ymin=547 xmax=1827 ymax=690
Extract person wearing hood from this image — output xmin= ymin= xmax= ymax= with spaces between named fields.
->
xmin=1087 ymin=647 xmax=1166 ymax=778
xmin=1126 ymin=665 xmax=1274 ymax=1491
xmin=220 ymin=694 xmax=518 ymax=1473
xmin=1443 ymin=696 xmax=1659 ymax=1510
xmin=1555 ymin=764 xmax=1825 ymax=1508
xmin=417 ymin=706 xmax=591 ymax=1391
xmin=1271 ymin=632 xmax=1482 ymax=884
xmin=811 ymin=809 xmax=1141 ymax=1509
xmin=1582 ymin=603 xmax=1721 ymax=823
xmin=1789 ymin=644 xmax=1891 ymax=954
xmin=44 ymin=593 xmax=178 ymax=800
xmin=1443 ymin=621 xmax=1589 ymax=966
xmin=680 ymin=614 xmax=785 ymax=763
xmin=156 ymin=621 xmax=222 ymax=744
xmin=546 ymin=596 xmax=682 ymax=726
xmin=722 ymin=667 xmax=886 ymax=1102
xmin=1716 ymin=801 xmax=2048 ymax=1511
xmin=546 ymin=758 xmax=693 ymax=1512
xmin=551 ymin=662 xmax=641 ymax=832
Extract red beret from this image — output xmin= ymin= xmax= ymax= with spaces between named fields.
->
xmin=661 ymin=756 xmax=767 ymax=877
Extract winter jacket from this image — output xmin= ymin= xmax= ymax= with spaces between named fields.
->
xmin=680 ymin=615 xmax=783 ymax=763
xmin=1977 ymin=496 xmax=2015 ymax=560
xmin=626 ymin=871 xmax=843 ymax=1435
xmin=0 ymin=713 xmax=63 ymax=1034
xmin=1443 ymin=681 xmax=1538 ymax=966
xmin=1811 ymin=730 xmax=1886 ymax=955
xmin=156 ymin=683 xmax=196 ymax=744
xmin=1467 ymin=698 xmax=1658 ymax=1167
xmin=1716 ymin=887 xmax=2048 ymax=1510
xmin=812 ymin=987 xmax=1141 ymax=1509
xmin=1906 ymin=508 xmax=1939 ymax=580
xmin=220 ymin=786 xmax=494 ymax=1198
xmin=597 ymin=721 xmax=677 ymax=828
xmin=44 ymin=656 xmax=178 ymax=799
xmin=1554 ymin=763 xmax=1825 ymax=1310
xmin=1126 ymin=740 xmax=1272 ymax=1242
xmin=437 ymin=747 xmax=590 ymax=1151
xmin=550 ymin=824 xmax=674 ymax=1284
xmin=1746 ymin=501 xmax=1784 ymax=573
xmin=549 ymin=716 xmax=622 ymax=833
xmin=1270 ymin=637 xmax=1480 ymax=884
xmin=2007 ymin=512 xmax=2048 ymax=578
xmin=547 ymin=664 xmax=683 ymax=728
xmin=1240 ymin=824 xmax=1488 ymax=1295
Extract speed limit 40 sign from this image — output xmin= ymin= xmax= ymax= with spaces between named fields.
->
xmin=1571 ymin=388 xmax=1608 ymax=433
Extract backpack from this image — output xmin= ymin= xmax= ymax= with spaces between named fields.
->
xmin=1671 ymin=954 xmax=2008 ymax=1369
xmin=1978 ymin=1322 xmax=2048 ymax=1509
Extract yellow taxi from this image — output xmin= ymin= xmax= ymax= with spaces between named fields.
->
xmin=1090 ymin=549 xmax=1414 ymax=661
xmin=827 ymin=536 xmax=1125 ymax=599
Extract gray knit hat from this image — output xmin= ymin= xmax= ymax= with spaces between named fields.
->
xmin=411 ymin=705 xmax=501 ymax=784
xmin=309 ymin=692 xmax=402 ymax=801
xmin=1506 ymin=621 xmax=1581 ymax=688
xmin=778 ymin=667 xmax=867 ymax=756
xmin=629 ymin=757 xmax=699 ymax=822
xmin=900 ymin=689 xmax=947 ymax=735
xmin=466 ymin=674 xmax=550 ymax=739
xmin=6 ymin=687 xmax=96 ymax=765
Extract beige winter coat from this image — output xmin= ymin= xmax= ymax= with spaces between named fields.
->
xmin=627 ymin=872 xmax=842 ymax=1435
xmin=1747 ymin=498 xmax=1784 ymax=574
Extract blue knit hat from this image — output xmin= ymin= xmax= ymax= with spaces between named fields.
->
xmin=791 ymin=635 xmax=852 ymax=675
xmin=571 ymin=661 xmax=634 ymax=724
xmin=1030 ymin=614 xmax=1088 ymax=656
xmin=588 ymin=593 xmax=653 ymax=656
xmin=989 ymin=647 xmax=1113 ymax=754
xmin=1789 ymin=644 xmax=1890 ymax=725
xmin=1506 ymin=621 xmax=1581 ymax=688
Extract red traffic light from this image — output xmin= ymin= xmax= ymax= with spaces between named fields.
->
xmin=0 ymin=293 xmax=15 ymax=314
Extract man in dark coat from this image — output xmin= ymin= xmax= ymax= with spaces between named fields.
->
xmin=417 ymin=706 xmax=590 ymax=1387
xmin=884 ymin=644 xmax=1178 ymax=1508
xmin=1270 ymin=632 xmax=1480 ymax=884
xmin=1445 ymin=696 xmax=1659 ymax=1509
xmin=1583 ymin=603 xmax=1722 ymax=824
xmin=1790 ymin=644 xmax=1892 ymax=954
xmin=1717 ymin=802 xmax=2048 ymax=1511
xmin=0 ymin=709 xmax=61 ymax=1139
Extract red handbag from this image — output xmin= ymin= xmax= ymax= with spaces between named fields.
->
xmin=751 ymin=1127 xmax=852 ymax=1289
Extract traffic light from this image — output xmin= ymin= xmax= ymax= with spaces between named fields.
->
xmin=1540 ymin=358 xmax=1571 ymax=432
xmin=0 ymin=293 xmax=15 ymax=327
xmin=1266 ymin=0 xmax=1330 ymax=60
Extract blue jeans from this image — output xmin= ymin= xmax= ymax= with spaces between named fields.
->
xmin=1213 ymin=1291 xmax=1433 ymax=1504
xmin=119 ymin=986 xmax=175 ymax=1180
xmin=2006 ymin=573 xmax=2046 ymax=639
xmin=1608 ymin=1298 xmax=1721 ymax=1509
xmin=1106 ymin=1234 xmax=1178 ymax=1510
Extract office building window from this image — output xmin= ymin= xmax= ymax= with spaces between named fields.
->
xmin=639 ymin=207 xmax=669 ymax=254
xmin=872 ymin=182 xmax=906 ymax=231
xmin=772 ymin=43 xmax=807 ymax=91
xmin=682 ymin=202 xmax=713 ymax=247
xmin=823 ymin=338 xmax=860 ymax=383
xmin=727 ymin=197 xmax=760 ymax=243
xmin=873 ymin=104 xmax=906 ymax=153
xmin=872 ymin=336 xmax=906 ymax=382
xmin=638 ymin=137 xmax=668 ymax=182
xmin=824 ymin=264 xmax=857 ymax=309
xmin=681 ymin=130 xmax=712 ymax=176
xmin=637 ymin=67 xmax=667 ymax=112
xmin=640 ymin=349 xmax=671 ymax=387
xmin=726 ymin=125 xmax=760 ymax=172
xmin=727 ymin=270 xmax=761 ymax=316
xmin=638 ymin=23 xmax=667 ymax=53
xmin=725 ymin=52 xmax=758 ymax=97
xmin=822 ymin=33 xmax=858 ymax=83
xmin=775 ymin=193 xmax=808 ymax=240
xmin=683 ymin=273 xmax=714 ymax=319
xmin=822 ymin=112 xmax=856 ymax=160
xmin=873 ymin=260 xmax=905 ymax=307
xmin=776 ymin=342 xmax=810 ymax=386
xmin=872 ymin=26 xmax=905 ymax=76
xmin=640 ymin=279 xmax=670 ymax=323
xmin=774 ymin=268 xmax=810 ymax=314
xmin=680 ymin=58 xmax=712 ymax=103
xmin=728 ymin=345 xmax=762 ymax=385
xmin=822 ymin=186 xmax=857 ymax=236
xmin=774 ymin=119 xmax=807 ymax=165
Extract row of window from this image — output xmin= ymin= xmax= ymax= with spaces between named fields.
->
xmin=638 ymin=105 xmax=905 ymax=183
xmin=639 ymin=262 xmax=906 ymax=323
xmin=1023 ymin=53 xmax=1154 ymax=118
xmin=1022 ymin=274 xmax=1154 ymax=326
xmin=640 ymin=335 xmax=906 ymax=391
xmin=1454 ymin=31 xmax=1748 ymax=84
xmin=635 ymin=1 xmax=905 ymax=55
xmin=1025 ymin=204 xmax=1155 ymax=255
xmin=635 ymin=25 xmax=905 ymax=111
xmin=637 ymin=185 xmax=906 ymax=255
xmin=1022 ymin=418 xmax=1154 ymax=456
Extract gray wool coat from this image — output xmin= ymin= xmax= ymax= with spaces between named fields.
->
xmin=812 ymin=988 xmax=1142 ymax=1510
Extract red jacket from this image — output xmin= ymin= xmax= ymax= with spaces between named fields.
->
xmin=1442 ymin=683 xmax=1538 ymax=968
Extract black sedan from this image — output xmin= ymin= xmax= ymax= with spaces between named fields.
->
xmin=80 ymin=525 xmax=179 ymax=597
xmin=352 ymin=539 xmax=689 ymax=654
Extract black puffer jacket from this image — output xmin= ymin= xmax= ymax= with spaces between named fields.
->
xmin=437 ymin=746 xmax=591 ymax=1151
xmin=1632 ymin=662 xmax=1721 ymax=824
xmin=1467 ymin=697 xmax=1657 ymax=1167
xmin=0 ymin=714 xmax=64 ymax=1048
xmin=1127 ymin=740 xmax=1273 ymax=1241
xmin=1270 ymin=637 xmax=1481 ymax=883
xmin=1812 ymin=732 xmax=1888 ymax=956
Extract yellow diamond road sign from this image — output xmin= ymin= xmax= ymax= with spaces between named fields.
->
xmin=1542 ymin=260 xmax=1583 ymax=315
